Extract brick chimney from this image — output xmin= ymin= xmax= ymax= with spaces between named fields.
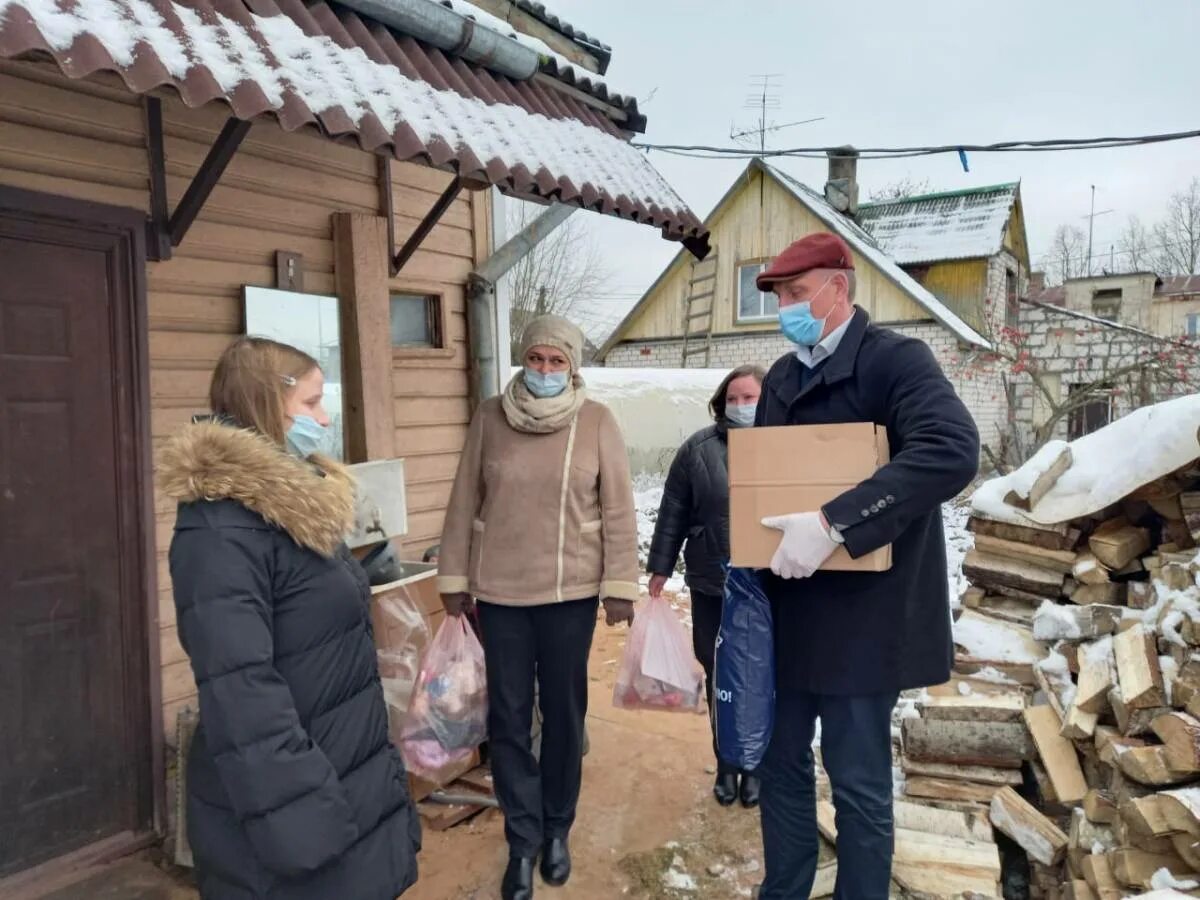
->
xmin=1029 ymin=271 xmax=1046 ymax=294
xmin=825 ymin=146 xmax=859 ymax=218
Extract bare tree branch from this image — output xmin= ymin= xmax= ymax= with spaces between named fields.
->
xmin=1152 ymin=176 xmax=1200 ymax=275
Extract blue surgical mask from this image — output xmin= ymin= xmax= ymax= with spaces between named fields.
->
xmin=726 ymin=403 xmax=757 ymax=428
xmin=779 ymin=278 xmax=833 ymax=347
xmin=286 ymin=414 xmax=331 ymax=458
xmin=524 ymin=367 xmax=570 ymax=399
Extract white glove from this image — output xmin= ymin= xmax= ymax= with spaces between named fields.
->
xmin=762 ymin=512 xmax=839 ymax=580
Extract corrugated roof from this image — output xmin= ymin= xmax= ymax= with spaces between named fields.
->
xmin=510 ymin=0 xmax=610 ymax=54
xmin=858 ymin=182 xmax=1019 ymax=266
xmin=1160 ymin=275 xmax=1200 ymax=296
xmin=0 ymin=0 xmax=706 ymax=250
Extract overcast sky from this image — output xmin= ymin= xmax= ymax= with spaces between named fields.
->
xmin=523 ymin=0 xmax=1200 ymax=337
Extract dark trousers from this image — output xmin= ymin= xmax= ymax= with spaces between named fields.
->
xmin=759 ymin=690 xmax=899 ymax=900
xmin=691 ymin=589 xmax=735 ymax=774
xmin=476 ymin=597 xmax=598 ymax=858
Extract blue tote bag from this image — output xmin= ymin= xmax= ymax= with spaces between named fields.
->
xmin=713 ymin=565 xmax=775 ymax=772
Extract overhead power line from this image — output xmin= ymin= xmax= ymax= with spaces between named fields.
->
xmin=633 ymin=128 xmax=1200 ymax=160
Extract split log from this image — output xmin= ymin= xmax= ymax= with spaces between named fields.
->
xmin=1115 ymin=812 xmax=1178 ymax=853
xmin=1116 ymin=744 xmax=1195 ymax=787
xmin=1173 ymin=831 xmax=1200 ymax=870
xmin=1180 ymin=656 xmax=1200 ymax=710
xmin=969 ymin=516 xmax=1082 ymax=551
xmin=1069 ymin=806 xmax=1116 ymax=859
xmin=973 ymin=533 xmax=1077 ymax=574
xmin=1080 ymin=854 xmax=1123 ymax=900
xmin=1070 ymin=583 xmax=1127 ymax=606
xmin=1162 ymin=562 xmax=1194 ymax=591
xmin=1120 ymin=794 xmax=1177 ymax=838
xmin=1035 ymin=656 xmax=1075 ymax=722
xmin=1089 ymin=519 xmax=1152 ymax=570
xmin=1096 ymin=725 xmax=1149 ymax=766
xmin=1182 ymin=491 xmax=1200 ymax=543
xmin=1064 ymin=879 xmax=1098 ymax=900
xmin=900 ymin=757 xmax=1023 ymax=786
xmin=1153 ymin=711 xmax=1200 ymax=774
xmin=953 ymin=657 xmax=1038 ymax=686
xmin=904 ymin=776 xmax=1001 ymax=804
xmin=1074 ymin=552 xmax=1112 ymax=586
xmin=1159 ymin=788 xmax=1200 ymax=836
xmin=893 ymin=798 xmax=994 ymax=843
xmin=990 ymin=786 xmax=1068 ymax=865
xmin=1062 ymin=702 xmax=1100 ymax=741
xmin=973 ymin=594 xmax=1038 ymax=625
xmin=1076 ymin=639 xmax=1115 ymax=714
xmin=1108 ymin=846 xmax=1193 ymax=890
xmin=1128 ymin=581 xmax=1157 ymax=611
xmin=1110 ymin=688 xmax=1169 ymax=737
xmin=1083 ymin=788 xmax=1118 ymax=824
xmin=1107 ymin=766 xmax=1155 ymax=806
xmin=962 ymin=585 xmax=986 ymax=609
xmin=963 ymin=550 xmax=1065 ymax=598
xmin=1004 ymin=443 xmax=1072 ymax=511
xmin=1033 ymin=603 xmax=1123 ymax=642
xmin=1025 ymin=705 xmax=1089 ymax=804
xmin=901 ymin=718 xmax=1032 ymax=769
xmin=917 ymin=693 xmax=1026 ymax=723
xmin=1114 ymin=624 xmax=1166 ymax=709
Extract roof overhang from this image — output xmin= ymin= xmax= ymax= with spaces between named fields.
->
xmin=0 ymin=0 xmax=709 ymax=255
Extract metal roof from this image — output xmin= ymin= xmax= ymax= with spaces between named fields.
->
xmin=858 ymin=182 xmax=1020 ymax=266
xmin=0 ymin=0 xmax=706 ymax=250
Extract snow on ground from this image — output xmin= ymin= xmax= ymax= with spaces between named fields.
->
xmin=943 ymin=500 xmax=973 ymax=608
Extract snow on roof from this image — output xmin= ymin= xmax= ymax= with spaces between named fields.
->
xmin=765 ymin=164 xmax=989 ymax=347
xmin=971 ymin=393 xmax=1200 ymax=526
xmin=858 ymin=183 xmax=1019 ymax=266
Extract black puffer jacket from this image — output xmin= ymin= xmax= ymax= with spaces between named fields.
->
xmin=161 ymin=422 xmax=420 ymax=900
xmin=647 ymin=424 xmax=731 ymax=596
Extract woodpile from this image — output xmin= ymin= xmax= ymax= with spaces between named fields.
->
xmin=894 ymin=455 xmax=1200 ymax=898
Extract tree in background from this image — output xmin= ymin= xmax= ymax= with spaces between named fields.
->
xmin=1040 ymin=225 xmax=1089 ymax=286
xmin=504 ymin=203 xmax=612 ymax=363
xmin=1117 ymin=214 xmax=1153 ymax=272
xmin=867 ymin=176 xmax=933 ymax=202
xmin=1150 ymin=176 xmax=1200 ymax=275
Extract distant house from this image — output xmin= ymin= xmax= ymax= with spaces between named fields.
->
xmin=597 ymin=157 xmax=1020 ymax=448
xmin=1028 ymin=271 xmax=1200 ymax=336
xmin=857 ymin=182 xmax=1031 ymax=336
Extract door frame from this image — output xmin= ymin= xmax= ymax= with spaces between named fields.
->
xmin=0 ymin=185 xmax=163 ymax=887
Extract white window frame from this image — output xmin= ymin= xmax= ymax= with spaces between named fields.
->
xmin=1187 ymin=313 xmax=1200 ymax=338
xmin=735 ymin=260 xmax=778 ymax=324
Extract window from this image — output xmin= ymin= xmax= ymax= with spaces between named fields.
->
xmin=390 ymin=293 xmax=443 ymax=349
xmin=1187 ymin=313 xmax=1200 ymax=338
xmin=1005 ymin=269 xmax=1019 ymax=327
xmin=1068 ymin=383 xmax=1112 ymax=440
xmin=737 ymin=262 xmax=778 ymax=322
xmin=1091 ymin=288 xmax=1122 ymax=322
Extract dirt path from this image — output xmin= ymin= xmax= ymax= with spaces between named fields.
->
xmin=411 ymin=595 xmax=769 ymax=899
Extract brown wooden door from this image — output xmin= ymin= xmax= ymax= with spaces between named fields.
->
xmin=0 ymin=189 xmax=154 ymax=879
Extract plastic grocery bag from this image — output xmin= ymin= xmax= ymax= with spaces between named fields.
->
xmin=374 ymin=589 xmax=432 ymax=748
xmin=399 ymin=615 xmax=488 ymax=779
xmin=714 ymin=566 xmax=775 ymax=772
xmin=613 ymin=596 xmax=705 ymax=713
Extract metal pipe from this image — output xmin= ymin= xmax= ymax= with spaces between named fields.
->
xmin=424 ymin=790 xmax=500 ymax=809
xmin=334 ymin=0 xmax=539 ymax=81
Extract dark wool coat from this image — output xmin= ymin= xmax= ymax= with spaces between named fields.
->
xmin=160 ymin=423 xmax=420 ymax=900
xmin=755 ymin=308 xmax=980 ymax=695
xmin=648 ymin=424 xmax=732 ymax=597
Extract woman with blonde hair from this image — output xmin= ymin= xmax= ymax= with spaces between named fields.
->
xmin=438 ymin=315 xmax=639 ymax=900
xmin=159 ymin=336 xmax=419 ymax=899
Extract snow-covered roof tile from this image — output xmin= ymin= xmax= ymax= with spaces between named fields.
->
xmin=0 ymin=0 xmax=705 ymax=249
xmin=858 ymin=183 xmax=1019 ymax=266
xmin=765 ymin=164 xmax=988 ymax=346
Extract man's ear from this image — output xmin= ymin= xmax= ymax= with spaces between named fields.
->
xmin=832 ymin=270 xmax=851 ymax=303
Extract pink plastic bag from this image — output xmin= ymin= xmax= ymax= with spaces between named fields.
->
xmin=399 ymin=615 xmax=488 ymax=779
xmin=612 ymin=596 xmax=706 ymax=713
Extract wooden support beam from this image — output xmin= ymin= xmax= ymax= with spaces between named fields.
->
xmin=390 ymin=175 xmax=465 ymax=275
xmin=142 ymin=96 xmax=171 ymax=261
xmin=169 ymin=117 xmax=252 ymax=247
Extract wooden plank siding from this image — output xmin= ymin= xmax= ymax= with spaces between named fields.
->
xmin=913 ymin=259 xmax=990 ymax=334
xmin=619 ymin=167 xmax=929 ymax=342
xmin=0 ymin=59 xmax=485 ymax=740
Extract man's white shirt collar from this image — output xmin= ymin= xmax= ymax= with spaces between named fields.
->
xmin=794 ymin=315 xmax=853 ymax=369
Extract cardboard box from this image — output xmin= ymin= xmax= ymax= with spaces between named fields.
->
xmin=729 ymin=422 xmax=893 ymax=572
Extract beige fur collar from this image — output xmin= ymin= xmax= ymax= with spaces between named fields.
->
xmin=157 ymin=422 xmax=355 ymax=557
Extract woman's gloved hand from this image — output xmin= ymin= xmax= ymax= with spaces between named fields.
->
xmin=602 ymin=597 xmax=635 ymax=627
xmin=441 ymin=592 xmax=476 ymax=617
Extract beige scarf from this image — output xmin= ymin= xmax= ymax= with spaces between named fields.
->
xmin=501 ymin=370 xmax=587 ymax=434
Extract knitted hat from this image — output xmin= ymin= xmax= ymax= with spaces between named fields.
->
xmin=519 ymin=314 xmax=585 ymax=373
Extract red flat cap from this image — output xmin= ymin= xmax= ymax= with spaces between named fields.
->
xmin=756 ymin=232 xmax=854 ymax=291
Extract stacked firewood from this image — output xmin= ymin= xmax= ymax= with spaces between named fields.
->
xmin=895 ymin=444 xmax=1200 ymax=898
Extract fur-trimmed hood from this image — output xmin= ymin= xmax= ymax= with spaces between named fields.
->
xmin=158 ymin=421 xmax=355 ymax=557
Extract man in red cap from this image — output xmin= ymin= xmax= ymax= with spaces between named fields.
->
xmin=749 ymin=232 xmax=980 ymax=899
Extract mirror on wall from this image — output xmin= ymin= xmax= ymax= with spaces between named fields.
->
xmin=243 ymin=287 xmax=345 ymax=460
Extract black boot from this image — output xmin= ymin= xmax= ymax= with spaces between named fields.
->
xmin=502 ymin=856 xmax=535 ymax=900
xmin=714 ymin=771 xmax=738 ymax=807
xmin=540 ymin=837 xmax=571 ymax=886
xmin=739 ymin=773 xmax=761 ymax=809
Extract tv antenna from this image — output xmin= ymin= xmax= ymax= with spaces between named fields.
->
xmin=730 ymin=74 xmax=824 ymax=157
xmin=1080 ymin=184 xmax=1114 ymax=276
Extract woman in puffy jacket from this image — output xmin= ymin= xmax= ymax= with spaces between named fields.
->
xmin=160 ymin=336 xmax=420 ymax=900
xmin=647 ymin=363 xmax=765 ymax=808
xmin=438 ymin=314 xmax=639 ymax=900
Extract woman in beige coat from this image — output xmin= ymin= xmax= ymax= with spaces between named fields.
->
xmin=438 ymin=315 xmax=638 ymax=900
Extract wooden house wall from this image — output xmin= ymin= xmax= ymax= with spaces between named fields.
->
xmin=911 ymin=259 xmax=990 ymax=333
xmin=0 ymin=59 xmax=487 ymax=738
xmin=619 ymin=169 xmax=928 ymax=342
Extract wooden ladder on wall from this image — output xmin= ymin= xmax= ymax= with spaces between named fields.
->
xmin=680 ymin=252 xmax=719 ymax=368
